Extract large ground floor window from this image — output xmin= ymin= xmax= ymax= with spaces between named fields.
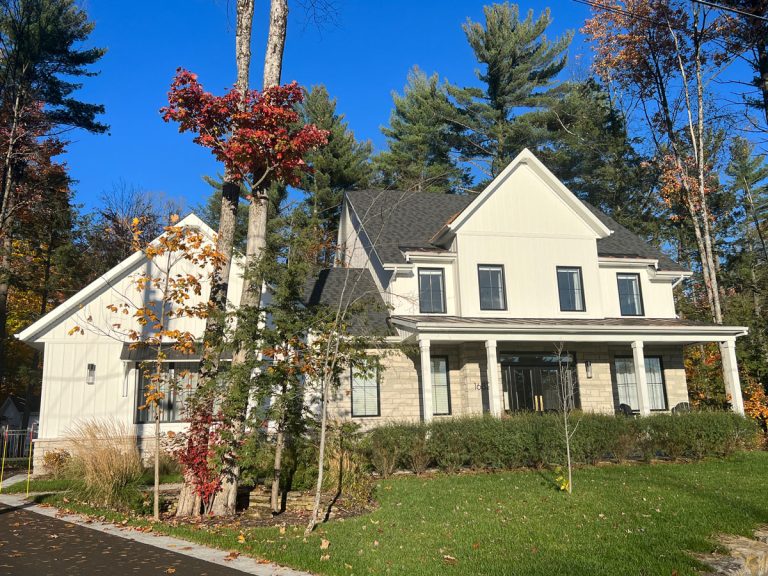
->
xmin=135 ymin=362 xmax=199 ymax=423
xmin=615 ymin=356 xmax=667 ymax=411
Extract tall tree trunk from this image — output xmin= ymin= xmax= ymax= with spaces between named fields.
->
xmin=205 ymin=0 xmax=257 ymax=517
xmin=0 ymin=89 xmax=23 ymax=384
xmin=757 ymin=37 xmax=768 ymax=125
xmin=211 ymin=0 xmax=288 ymax=517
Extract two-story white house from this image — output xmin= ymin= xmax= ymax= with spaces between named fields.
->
xmin=328 ymin=149 xmax=747 ymax=424
xmin=16 ymin=151 xmax=748 ymax=469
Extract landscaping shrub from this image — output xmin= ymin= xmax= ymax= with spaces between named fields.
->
xmin=428 ymin=418 xmax=470 ymax=473
xmin=364 ymin=411 xmax=759 ymax=475
xmin=365 ymin=424 xmax=411 ymax=477
xmin=402 ymin=422 xmax=431 ymax=475
xmin=323 ymin=422 xmax=374 ymax=506
xmin=42 ymin=449 xmax=71 ymax=477
xmin=64 ymin=419 xmax=144 ymax=510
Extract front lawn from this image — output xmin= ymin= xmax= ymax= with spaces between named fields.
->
xmin=0 ymin=471 xmax=183 ymax=495
xmin=35 ymin=452 xmax=768 ymax=575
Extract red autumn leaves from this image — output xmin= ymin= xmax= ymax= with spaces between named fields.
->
xmin=161 ymin=68 xmax=328 ymax=188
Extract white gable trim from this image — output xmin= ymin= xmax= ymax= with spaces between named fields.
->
xmin=435 ymin=149 xmax=612 ymax=242
xmin=16 ymin=213 xmax=216 ymax=344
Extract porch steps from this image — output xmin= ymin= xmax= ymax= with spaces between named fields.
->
xmin=699 ymin=526 xmax=768 ymax=575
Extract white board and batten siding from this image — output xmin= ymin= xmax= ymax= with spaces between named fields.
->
xmin=21 ymin=215 xmax=244 ymax=443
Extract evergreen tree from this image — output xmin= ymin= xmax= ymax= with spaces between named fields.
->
xmin=540 ymin=80 xmax=659 ymax=234
xmin=299 ymin=85 xmax=372 ymax=265
xmin=447 ymin=3 xmax=573 ymax=179
xmin=723 ymin=137 xmax=768 ymax=383
xmin=374 ymin=67 xmax=469 ymax=194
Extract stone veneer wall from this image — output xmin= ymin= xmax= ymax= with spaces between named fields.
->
xmin=327 ymin=342 xmax=690 ymax=426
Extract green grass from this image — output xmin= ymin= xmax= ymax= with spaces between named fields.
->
xmin=1 ymin=477 xmax=73 ymax=494
xmin=1 ymin=471 xmax=183 ymax=495
xmin=33 ymin=452 xmax=768 ymax=576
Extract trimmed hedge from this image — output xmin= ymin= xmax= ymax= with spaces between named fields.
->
xmin=363 ymin=412 xmax=759 ymax=475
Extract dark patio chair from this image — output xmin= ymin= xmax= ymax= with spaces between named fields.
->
xmin=671 ymin=402 xmax=691 ymax=414
xmin=616 ymin=403 xmax=634 ymax=417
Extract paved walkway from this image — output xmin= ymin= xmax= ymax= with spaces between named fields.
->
xmin=0 ymin=477 xmax=312 ymax=576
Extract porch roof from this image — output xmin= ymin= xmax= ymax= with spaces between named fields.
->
xmin=390 ymin=315 xmax=748 ymax=344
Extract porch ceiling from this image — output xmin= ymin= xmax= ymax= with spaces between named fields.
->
xmin=390 ymin=315 xmax=748 ymax=345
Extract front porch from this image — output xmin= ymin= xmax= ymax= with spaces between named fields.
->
xmin=389 ymin=316 xmax=748 ymax=424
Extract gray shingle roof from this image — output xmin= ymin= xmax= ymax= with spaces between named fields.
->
xmin=304 ymin=268 xmax=392 ymax=335
xmin=346 ymin=189 xmax=686 ymax=272
xmin=346 ymin=190 xmax=472 ymax=264
xmin=392 ymin=315 xmax=709 ymax=327
xmin=583 ymin=203 xmax=686 ymax=272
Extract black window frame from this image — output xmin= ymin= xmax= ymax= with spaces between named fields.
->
xmin=135 ymin=361 xmax=200 ymax=424
xmin=556 ymin=266 xmax=586 ymax=312
xmin=418 ymin=268 xmax=447 ymax=314
xmin=616 ymin=273 xmax=645 ymax=316
xmin=613 ymin=355 xmax=668 ymax=412
xmin=431 ymin=356 xmax=452 ymax=416
xmin=477 ymin=264 xmax=507 ymax=311
xmin=350 ymin=366 xmax=381 ymax=418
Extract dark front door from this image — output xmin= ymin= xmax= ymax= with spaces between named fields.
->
xmin=502 ymin=366 xmax=561 ymax=412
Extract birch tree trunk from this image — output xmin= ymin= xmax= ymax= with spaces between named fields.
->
xmin=204 ymin=0 xmax=256 ymax=518
xmin=178 ymin=0 xmax=255 ymax=518
xmin=212 ymin=0 xmax=288 ymax=517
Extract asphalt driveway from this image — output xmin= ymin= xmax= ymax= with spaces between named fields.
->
xmin=0 ymin=501 xmax=289 ymax=576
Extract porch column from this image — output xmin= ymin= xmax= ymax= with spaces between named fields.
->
xmin=419 ymin=338 xmax=433 ymax=422
xmin=720 ymin=339 xmax=745 ymax=415
xmin=485 ymin=340 xmax=501 ymax=417
xmin=631 ymin=340 xmax=650 ymax=416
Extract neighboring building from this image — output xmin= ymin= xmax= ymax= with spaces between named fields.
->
xmin=16 ymin=151 xmax=748 ymax=470
xmin=327 ymin=149 xmax=747 ymax=425
xmin=0 ymin=395 xmax=40 ymax=429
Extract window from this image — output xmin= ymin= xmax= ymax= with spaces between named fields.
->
xmin=614 ymin=357 xmax=667 ymax=411
xmin=431 ymin=356 xmax=451 ymax=415
xmin=418 ymin=268 xmax=446 ymax=314
xmin=136 ymin=362 xmax=199 ymax=423
xmin=556 ymin=267 xmax=585 ymax=311
xmin=351 ymin=366 xmax=380 ymax=417
xmin=617 ymin=273 xmax=644 ymax=316
xmin=478 ymin=265 xmax=506 ymax=310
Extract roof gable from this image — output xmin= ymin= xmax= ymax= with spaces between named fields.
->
xmin=439 ymin=148 xmax=611 ymax=241
xmin=17 ymin=213 xmax=218 ymax=343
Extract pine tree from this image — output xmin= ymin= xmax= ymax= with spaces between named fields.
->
xmin=447 ymin=3 xmax=573 ymax=179
xmin=374 ymin=68 xmax=468 ymax=194
xmin=539 ymin=79 xmax=658 ymax=234
xmin=299 ymin=85 xmax=372 ymax=265
xmin=723 ymin=137 xmax=768 ymax=383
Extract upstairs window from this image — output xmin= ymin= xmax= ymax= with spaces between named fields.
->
xmin=617 ymin=273 xmax=644 ymax=316
xmin=556 ymin=267 xmax=585 ymax=312
xmin=478 ymin=265 xmax=506 ymax=310
xmin=351 ymin=367 xmax=380 ymax=417
xmin=418 ymin=268 xmax=446 ymax=314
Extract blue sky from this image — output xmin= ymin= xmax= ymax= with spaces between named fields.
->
xmin=68 ymin=1 xmax=593 ymax=212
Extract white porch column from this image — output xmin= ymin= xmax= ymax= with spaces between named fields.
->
xmin=485 ymin=340 xmax=502 ymax=417
xmin=631 ymin=340 xmax=650 ymax=416
xmin=720 ymin=339 xmax=745 ymax=415
xmin=419 ymin=338 xmax=433 ymax=422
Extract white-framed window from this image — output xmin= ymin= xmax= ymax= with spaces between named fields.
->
xmin=418 ymin=268 xmax=446 ymax=314
xmin=478 ymin=265 xmax=506 ymax=310
xmin=431 ymin=356 xmax=451 ymax=415
xmin=614 ymin=356 xmax=667 ymax=411
xmin=351 ymin=366 xmax=380 ymax=417
xmin=556 ymin=267 xmax=585 ymax=311
xmin=617 ymin=273 xmax=644 ymax=316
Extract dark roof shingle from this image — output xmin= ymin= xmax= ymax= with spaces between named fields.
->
xmin=346 ymin=189 xmax=686 ymax=272
xmin=304 ymin=268 xmax=392 ymax=335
